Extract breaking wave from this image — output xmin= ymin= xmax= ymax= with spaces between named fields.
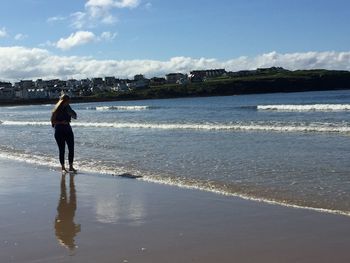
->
xmin=93 ymin=106 xmax=152 ymax=111
xmin=257 ymin=104 xmax=350 ymax=111
xmin=1 ymin=120 xmax=350 ymax=134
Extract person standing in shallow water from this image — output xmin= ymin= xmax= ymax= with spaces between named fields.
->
xmin=51 ymin=94 xmax=77 ymax=173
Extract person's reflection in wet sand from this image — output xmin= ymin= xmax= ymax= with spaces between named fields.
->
xmin=55 ymin=173 xmax=81 ymax=251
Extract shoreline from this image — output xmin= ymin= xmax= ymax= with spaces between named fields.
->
xmin=1 ymin=157 xmax=350 ymax=262
xmin=141 ymin=176 xmax=350 ymax=218
xmin=1 ymin=149 xmax=349 ymax=218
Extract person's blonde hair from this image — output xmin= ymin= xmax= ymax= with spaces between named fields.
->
xmin=52 ymin=94 xmax=70 ymax=114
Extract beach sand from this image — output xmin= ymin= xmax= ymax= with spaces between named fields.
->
xmin=0 ymin=158 xmax=349 ymax=263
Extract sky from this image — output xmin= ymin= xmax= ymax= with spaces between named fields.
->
xmin=0 ymin=0 xmax=350 ymax=81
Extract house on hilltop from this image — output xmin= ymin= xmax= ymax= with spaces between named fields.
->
xmin=127 ymin=75 xmax=150 ymax=90
xmin=227 ymin=70 xmax=257 ymax=77
xmin=91 ymin=77 xmax=104 ymax=92
xmin=256 ymin=67 xmax=288 ymax=74
xmin=0 ymin=81 xmax=14 ymax=100
xmin=15 ymin=80 xmax=34 ymax=99
xmin=104 ymin=77 xmax=118 ymax=89
xmin=150 ymin=77 xmax=166 ymax=86
xmin=166 ymin=73 xmax=187 ymax=84
xmin=190 ymin=69 xmax=226 ymax=82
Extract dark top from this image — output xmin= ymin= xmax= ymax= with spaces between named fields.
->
xmin=52 ymin=105 xmax=77 ymax=127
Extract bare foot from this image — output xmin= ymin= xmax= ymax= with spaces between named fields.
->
xmin=69 ymin=167 xmax=77 ymax=173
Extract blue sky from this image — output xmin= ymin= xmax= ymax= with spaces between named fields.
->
xmin=0 ymin=0 xmax=350 ymax=81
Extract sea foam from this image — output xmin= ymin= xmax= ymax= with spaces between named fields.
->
xmin=257 ymin=104 xmax=350 ymax=111
xmin=95 ymin=106 xmax=151 ymax=111
xmin=1 ymin=120 xmax=350 ymax=133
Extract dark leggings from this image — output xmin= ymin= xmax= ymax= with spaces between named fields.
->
xmin=54 ymin=124 xmax=74 ymax=166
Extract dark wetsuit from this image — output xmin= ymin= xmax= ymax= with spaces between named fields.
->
xmin=53 ymin=105 xmax=76 ymax=166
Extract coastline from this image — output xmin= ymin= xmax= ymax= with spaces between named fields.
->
xmin=2 ymin=87 xmax=350 ymax=107
xmin=2 ymin=69 xmax=350 ymax=107
xmin=1 ymin=158 xmax=349 ymax=263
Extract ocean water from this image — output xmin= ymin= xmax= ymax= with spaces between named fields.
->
xmin=1 ymin=90 xmax=350 ymax=215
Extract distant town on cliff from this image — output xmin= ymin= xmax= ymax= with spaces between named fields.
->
xmin=1 ymin=67 xmax=350 ymax=103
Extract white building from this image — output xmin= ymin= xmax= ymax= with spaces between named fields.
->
xmin=27 ymin=88 xmax=47 ymax=99
xmin=14 ymin=80 xmax=35 ymax=99
xmin=116 ymin=82 xmax=129 ymax=91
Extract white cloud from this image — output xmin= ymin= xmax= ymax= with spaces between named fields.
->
xmin=221 ymin=51 xmax=350 ymax=72
xmin=47 ymin=16 xmax=66 ymax=23
xmin=86 ymin=0 xmax=140 ymax=9
xmin=0 ymin=27 xmax=8 ymax=38
xmin=70 ymin=8 xmax=116 ymax=29
xmin=70 ymin=12 xmax=88 ymax=29
xmin=56 ymin=31 xmax=96 ymax=50
xmin=14 ymin=34 xmax=28 ymax=41
xmin=70 ymin=0 xmax=140 ymax=29
xmin=0 ymin=47 xmax=350 ymax=82
xmin=0 ymin=28 xmax=28 ymax=41
xmin=100 ymin=31 xmax=117 ymax=41
xmin=54 ymin=31 xmax=116 ymax=50
xmin=39 ymin=40 xmax=55 ymax=48
xmin=112 ymin=0 xmax=140 ymax=9
xmin=85 ymin=0 xmax=115 ymax=8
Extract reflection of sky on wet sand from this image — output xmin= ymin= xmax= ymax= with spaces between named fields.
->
xmin=94 ymin=183 xmax=146 ymax=225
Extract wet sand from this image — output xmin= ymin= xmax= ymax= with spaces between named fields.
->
xmin=0 ymin=158 xmax=349 ymax=263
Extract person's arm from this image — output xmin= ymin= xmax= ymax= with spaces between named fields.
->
xmin=66 ymin=105 xmax=77 ymax=119
xmin=51 ymin=112 xmax=57 ymax=127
